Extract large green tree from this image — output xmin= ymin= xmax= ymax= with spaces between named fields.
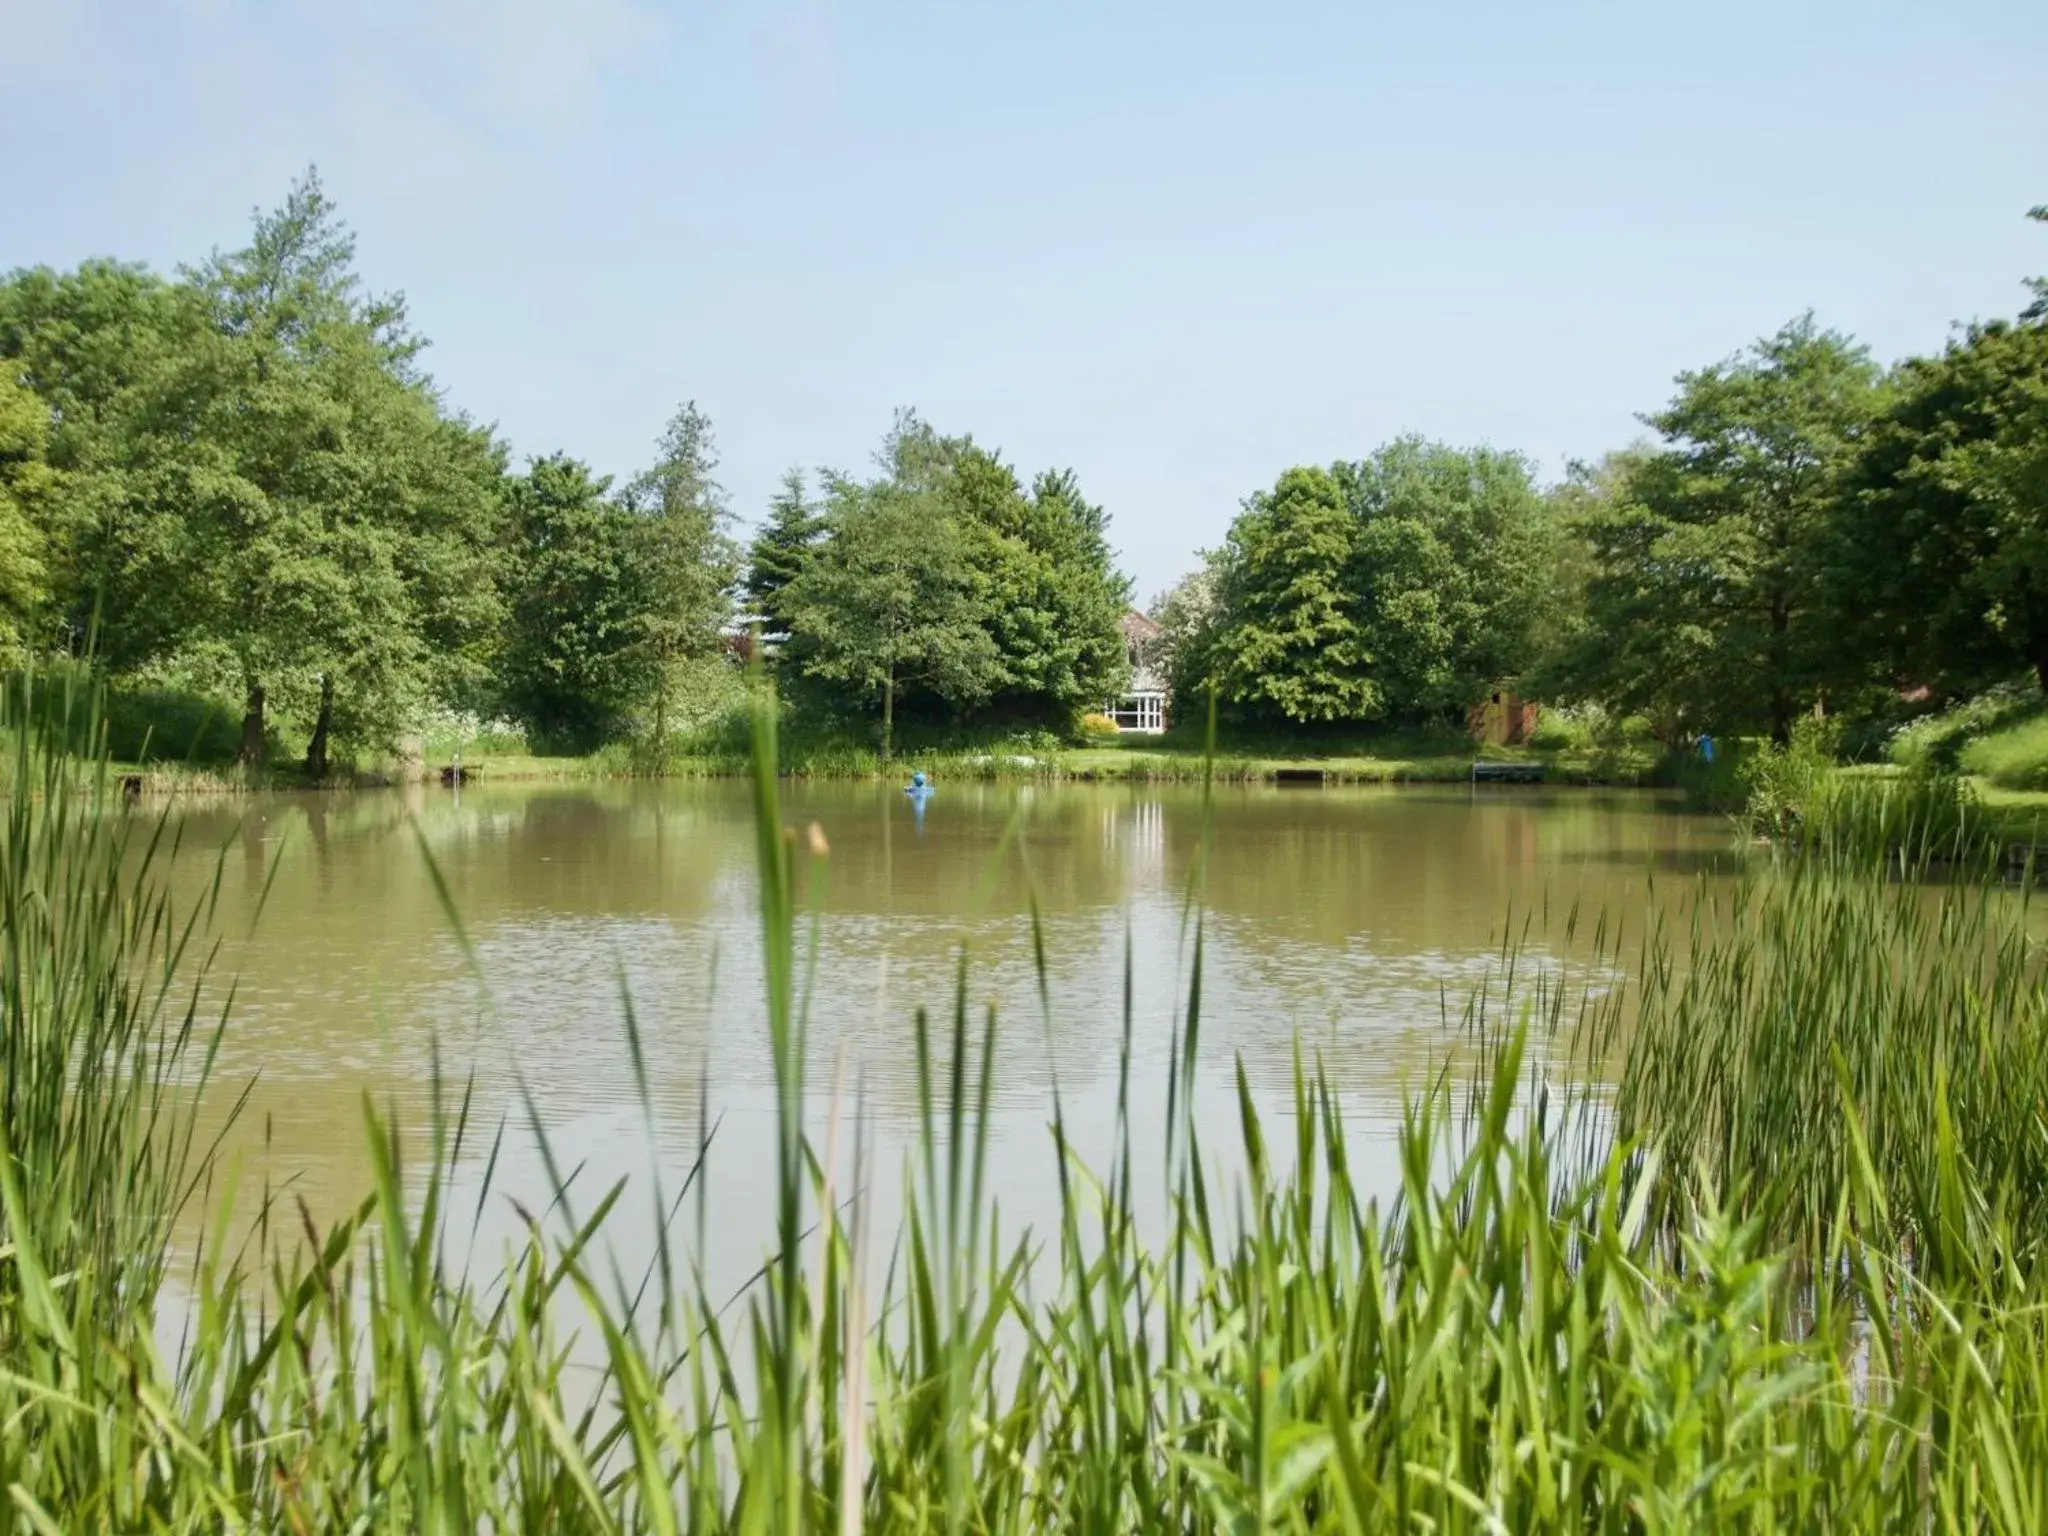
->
xmin=779 ymin=424 xmax=1001 ymax=759
xmin=621 ymin=401 xmax=741 ymax=744
xmin=0 ymin=261 xmax=201 ymax=666
xmin=2 ymin=177 xmax=506 ymax=773
xmin=1206 ymin=466 xmax=1376 ymax=723
xmin=1334 ymin=438 xmax=1554 ymax=720
xmin=744 ymin=468 xmax=824 ymax=639
xmin=1555 ymin=317 xmax=1882 ymax=740
xmin=956 ymin=453 xmax=1129 ymax=727
xmin=0 ymin=372 xmax=53 ymax=653
xmin=1189 ymin=442 xmax=1555 ymax=726
xmin=498 ymin=455 xmax=653 ymax=752
xmin=778 ymin=411 xmax=1129 ymax=742
xmin=1830 ymin=318 xmax=2048 ymax=695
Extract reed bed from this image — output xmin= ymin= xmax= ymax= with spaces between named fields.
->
xmin=7 ymin=674 xmax=2048 ymax=1530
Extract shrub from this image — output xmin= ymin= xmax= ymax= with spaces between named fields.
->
xmin=1528 ymin=702 xmax=1618 ymax=752
xmin=1959 ymin=710 xmax=2048 ymax=790
xmin=1738 ymin=716 xmax=1839 ymax=838
xmin=1078 ymin=711 xmax=1121 ymax=741
xmin=101 ymin=683 xmax=245 ymax=764
xmin=1663 ymin=741 xmax=1750 ymax=814
xmin=1888 ymin=682 xmax=2038 ymax=771
xmin=417 ymin=708 xmax=530 ymax=760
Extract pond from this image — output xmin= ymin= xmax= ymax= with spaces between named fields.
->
xmin=166 ymin=777 xmax=1739 ymax=1295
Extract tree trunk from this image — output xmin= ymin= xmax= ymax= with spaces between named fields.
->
xmin=238 ymin=681 xmax=267 ymax=771
xmin=306 ymin=673 xmax=334 ymax=781
xmin=1769 ymin=593 xmax=1793 ymax=745
xmin=881 ymin=669 xmax=895 ymax=765
xmin=1770 ymin=688 xmax=1793 ymax=747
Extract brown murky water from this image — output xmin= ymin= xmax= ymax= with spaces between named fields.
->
xmin=162 ymin=778 xmax=1736 ymax=1294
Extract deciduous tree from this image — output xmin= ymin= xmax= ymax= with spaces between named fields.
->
xmin=1557 ymin=317 xmax=1882 ymax=740
xmin=498 ymin=455 xmax=653 ymax=752
xmin=1830 ymin=318 xmax=2048 ymax=695
xmin=622 ymin=400 xmax=740 ymax=744
xmin=780 ymin=429 xmax=1000 ymax=759
xmin=1206 ymin=466 xmax=1376 ymax=723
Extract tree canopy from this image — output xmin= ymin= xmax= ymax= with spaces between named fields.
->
xmin=1541 ymin=317 xmax=1883 ymax=740
xmin=1826 ymin=319 xmax=2048 ymax=697
xmin=777 ymin=412 xmax=1128 ymax=753
xmin=1176 ymin=442 xmax=1553 ymax=727
xmin=3 ymin=176 xmax=2045 ymax=771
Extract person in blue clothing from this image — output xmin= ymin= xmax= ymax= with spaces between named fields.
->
xmin=904 ymin=768 xmax=933 ymax=828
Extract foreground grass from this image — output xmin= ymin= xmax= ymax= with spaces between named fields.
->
xmin=15 ymin=675 xmax=2048 ymax=1528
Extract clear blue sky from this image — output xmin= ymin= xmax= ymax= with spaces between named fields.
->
xmin=6 ymin=0 xmax=2045 ymax=598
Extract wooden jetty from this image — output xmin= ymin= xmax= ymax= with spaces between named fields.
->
xmin=1470 ymin=760 xmax=1544 ymax=784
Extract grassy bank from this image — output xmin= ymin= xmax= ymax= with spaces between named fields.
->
xmin=18 ymin=678 xmax=2048 ymax=1526
xmin=88 ymin=675 xmax=1664 ymax=791
xmin=320 ymin=732 xmax=1653 ymax=790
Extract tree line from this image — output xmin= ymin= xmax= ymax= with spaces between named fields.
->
xmin=1154 ymin=205 xmax=2048 ymax=748
xmin=0 ymin=173 xmax=1132 ymax=770
xmin=4 ymin=174 xmax=2043 ymax=772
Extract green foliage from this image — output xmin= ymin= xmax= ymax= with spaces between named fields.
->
xmin=497 ymin=455 xmax=654 ymax=753
xmin=0 ymin=174 xmax=507 ymax=770
xmin=1831 ymin=317 xmax=2048 ymax=697
xmin=173 ymin=171 xmax=506 ymax=767
xmin=1149 ymin=563 xmax=1219 ymax=719
xmin=0 ymin=673 xmax=227 ymax=1344
xmin=1737 ymin=713 xmax=1841 ymax=837
xmin=1189 ymin=442 xmax=1554 ymax=728
xmin=779 ymin=412 xmax=1128 ymax=752
xmin=1888 ymin=683 xmax=2040 ymax=770
xmin=19 ymin=686 xmax=2048 ymax=1528
xmin=1608 ymin=857 xmax=2042 ymax=1255
xmin=1959 ymin=710 xmax=2048 ymax=789
xmin=101 ymin=681 xmax=244 ymax=764
xmin=1526 ymin=700 xmax=1615 ymax=752
xmin=984 ymin=465 xmax=1131 ymax=724
xmin=0 ymin=371 xmax=51 ymax=653
xmin=0 ymin=259 xmax=204 ymax=669
xmin=781 ymin=435 xmax=999 ymax=758
xmin=743 ymin=466 xmax=823 ymax=636
xmin=1335 ymin=436 xmax=1556 ymax=718
xmin=1208 ymin=466 xmax=1376 ymax=722
xmin=1549 ymin=317 xmax=1884 ymax=740
xmin=620 ymin=400 xmax=742 ymax=744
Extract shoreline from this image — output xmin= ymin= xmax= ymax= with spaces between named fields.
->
xmin=115 ymin=747 xmax=1662 ymax=797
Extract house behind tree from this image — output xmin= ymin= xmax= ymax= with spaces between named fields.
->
xmin=1107 ymin=611 xmax=1167 ymax=733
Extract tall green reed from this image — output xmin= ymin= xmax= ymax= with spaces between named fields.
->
xmin=10 ymin=672 xmax=2048 ymax=1529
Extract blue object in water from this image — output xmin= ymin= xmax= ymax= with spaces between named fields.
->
xmin=1699 ymin=734 xmax=1716 ymax=764
xmin=904 ymin=770 xmax=933 ymax=828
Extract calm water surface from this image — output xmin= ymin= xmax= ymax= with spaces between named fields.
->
xmin=167 ymin=778 xmax=1737 ymax=1290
